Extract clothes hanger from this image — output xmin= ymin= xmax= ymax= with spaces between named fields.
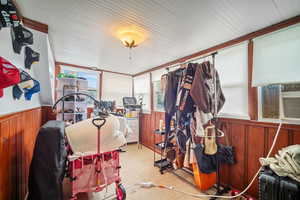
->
xmin=180 ymin=63 xmax=187 ymax=69
xmin=203 ymin=124 xmax=224 ymax=138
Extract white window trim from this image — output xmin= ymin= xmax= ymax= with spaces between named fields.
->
xmin=218 ymin=83 xmax=250 ymax=120
xmin=61 ymin=65 xmax=100 ymax=74
xmin=153 ymin=108 xmax=165 ymax=113
xmin=218 ymin=113 xmax=250 ymax=120
xmin=215 ymin=42 xmax=249 ymax=120
xmin=257 ymin=87 xmax=300 ymax=125
xmin=153 ymin=108 xmax=165 ymax=112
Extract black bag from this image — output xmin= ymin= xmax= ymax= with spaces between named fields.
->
xmin=194 ymin=144 xmax=217 ymax=174
xmin=0 ymin=0 xmax=20 ymax=29
xmin=11 ymin=24 xmax=34 ymax=54
xmin=216 ymin=122 xmax=235 ymax=165
xmin=28 ymin=120 xmax=67 ymax=200
xmin=217 ymin=144 xmax=235 ymax=165
xmin=194 ymin=134 xmax=235 ymax=174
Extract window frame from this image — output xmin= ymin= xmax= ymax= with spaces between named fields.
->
xmin=152 ymin=80 xmax=165 ymax=112
xmin=258 ymin=86 xmax=300 ymax=125
xmin=133 ymin=73 xmax=151 ymax=114
xmin=59 ymin=65 xmax=101 ymax=107
xmin=215 ymin=42 xmax=250 ymax=120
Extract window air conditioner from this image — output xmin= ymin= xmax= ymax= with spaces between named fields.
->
xmin=280 ymin=84 xmax=300 ymax=121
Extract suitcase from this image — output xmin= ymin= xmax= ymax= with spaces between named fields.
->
xmin=280 ymin=177 xmax=300 ymax=200
xmin=259 ymin=168 xmax=280 ymax=200
xmin=259 ymin=167 xmax=300 ymax=200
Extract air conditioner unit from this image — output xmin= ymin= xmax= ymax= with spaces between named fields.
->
xmin=280 ymin=84 xmax=300 ymax=121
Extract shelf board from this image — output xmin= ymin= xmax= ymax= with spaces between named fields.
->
xmin=154 ymin=158 xmax=172 ymax=169
xmin=155 ymin=142 xmax=165 ymax=150
xmin=154 ymin=129 xmax=166 ymax=135
xmin=58 ymin=112 xmax=87 ymax=115
xmin=155 ymin=142 xmax=174 ymax=150
xmin=154 ymin=129 xmax=175 ymax=135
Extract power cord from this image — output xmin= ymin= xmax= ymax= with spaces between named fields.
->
xmin=102 ymin=120 xmax=283 ymax=199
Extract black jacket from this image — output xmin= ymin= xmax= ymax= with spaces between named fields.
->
xmin=28 ymin=121 xmax=67 ymax=200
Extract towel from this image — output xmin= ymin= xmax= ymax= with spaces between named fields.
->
xmin=260 ymin=144 xmax=300 ymax=183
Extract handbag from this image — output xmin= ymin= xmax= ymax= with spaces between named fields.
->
xmin=216 ymin=122 xmax=235 ymax=165
xmin=0 ymin=56 xmax=20 ymax=97
xmin=203 ymin=125 xmax=218 ymax=155
xmin=194 ymin=125 xmax=218 ymax=174
xmin=194 ymin=143 xmax=218 ymax=174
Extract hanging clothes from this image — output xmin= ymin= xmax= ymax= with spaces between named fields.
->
xmin=164 ymin=70 xmax=182 ymax=114
xmin=164 ymin=69 xmax=184 ymax=134
xmin=190 ymin=61 xmax=225 ymax=114
xmin=176 ymin=63 xmax=196 ymax=116
xmin=174 ymin=63 xmax=197 ymax=153
xmin=194 ymin=107 xmax=213 ymax=136
xmin=160 ymin=74 xmax=168 ymax=93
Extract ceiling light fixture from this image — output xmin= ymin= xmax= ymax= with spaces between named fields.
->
xmin=120 ymin=30 xmax=142 ymax=48
xmin=114 ymin=25 xmax=147 ymax=59
xmin=118 ymin=29 xmax=145 ymax=48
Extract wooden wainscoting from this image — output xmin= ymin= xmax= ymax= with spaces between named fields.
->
xmin=41 ymin=105 xmax=57 ymax=124
xmin=139 ymin=111 xmax=300 ymax=198
xmin=140 ymin=112 xmax=164 ymax=151
xmin=0 ymin=107 xmax=42 ymax=200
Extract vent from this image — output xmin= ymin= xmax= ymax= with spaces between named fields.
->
xmin=281 ymin=85 xmax=300 ymax=120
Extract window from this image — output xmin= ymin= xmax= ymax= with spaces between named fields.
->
xmin=153 ymin=80 xmax=165 ymax=111
xmin=61 ymin=66 xmax=100 ymax=106
xmin=252 ymin=24 xmax=300 ymax=87
xmin=260 ymin=83 xmax=300 ymax=121
xmin=102 ymin=72 xmax=133 ymax=107
xmin=215 ymin=43 xmax=249 ymax=119
xmin=151 ymin=68 xmax=166 ymax=112
xmin=254 ymin=24 xmax=300 ymax=123
xmin=134 ymin=73 xmax=150 ymax=113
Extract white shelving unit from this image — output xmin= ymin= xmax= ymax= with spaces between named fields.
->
xmin=56 ymin=77 xmax=89 ymax=124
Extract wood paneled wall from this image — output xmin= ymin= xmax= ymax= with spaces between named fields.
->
xmin=140 ymin=111 xmax=300 ymax=198
xmin=41 ymin=105 xmax=57 ymax=124
xmin=0 ymin=107 xmax=43 ymax=200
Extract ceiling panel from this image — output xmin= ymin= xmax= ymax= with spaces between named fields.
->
xmin=17 ymin=0 xmax=300 ymax=74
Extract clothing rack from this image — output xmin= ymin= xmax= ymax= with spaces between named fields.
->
xmin=163 ymin=51 xmax=230 ymax=199
xmin=165 ymin=51 xmax=218 ymax=71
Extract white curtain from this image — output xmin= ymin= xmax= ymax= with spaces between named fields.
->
xmin=215 ymin=42 xmax=249 ymax=119
xmin=253 ymin=23 xmax=300 ymax=86
xmin=102 ymin=72 xmax=132 ymax=107
xmin=134 ymin=73 xmax=151 ymax=112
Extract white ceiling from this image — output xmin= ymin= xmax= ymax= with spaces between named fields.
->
xmin=17 ymin=0 xmax=300 ymax=75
